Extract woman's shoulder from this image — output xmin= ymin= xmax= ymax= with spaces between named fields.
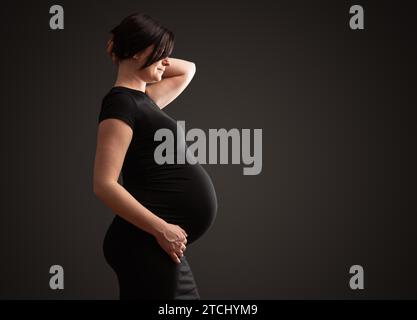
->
xmin=102 ymin=87 xmax=150 ymax=110
xmin=99 ymin=87 xmax=153 ymax=128
xmin=106 ymin=86 xmax=149 ymax=100
xmin=104 ymin=87 xmax=141 ymax=102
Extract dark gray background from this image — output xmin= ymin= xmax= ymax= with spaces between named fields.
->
xmin=0 ymin=0 xmax=416 ymax=299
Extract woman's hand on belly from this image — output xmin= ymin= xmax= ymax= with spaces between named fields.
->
xmin=153 ymin=221 xmax=188 ymax=264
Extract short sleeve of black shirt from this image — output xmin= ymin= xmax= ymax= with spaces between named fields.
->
xmin=98 ymin=92 xmax=138 ymax=130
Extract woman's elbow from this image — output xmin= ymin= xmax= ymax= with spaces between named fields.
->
xmin=93 ymin=182 xmax=105 ymax=198
xmin=93 ymin=179 xmax=115 ymax=198
xmin=188 ymin=62 xmax=196 ymax=75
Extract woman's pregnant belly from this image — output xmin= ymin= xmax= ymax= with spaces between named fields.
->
xmin=124 ymin=162 xmax=218 ymax=244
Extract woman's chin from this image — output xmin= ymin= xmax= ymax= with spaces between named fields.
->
xmin=147 ymin=78 xmax=161 ymax=84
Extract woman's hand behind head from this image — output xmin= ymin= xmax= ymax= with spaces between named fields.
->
xmin=106 ymin=36 xmax=119 ymax=65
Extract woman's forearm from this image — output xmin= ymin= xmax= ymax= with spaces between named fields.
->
xmin=94 ymin=181 xmax=167 ymax=237
xmin=161 ymin=57 xmax=196 ymax=79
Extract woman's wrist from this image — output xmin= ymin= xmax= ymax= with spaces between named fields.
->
xmin=161 ymin=57 xmax=195 ymax=78
xmin=149 ymin=216 xmax=168 ymax=238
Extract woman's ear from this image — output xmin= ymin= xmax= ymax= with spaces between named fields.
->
xmin=133 ymin=51 xmax=142 ymax=60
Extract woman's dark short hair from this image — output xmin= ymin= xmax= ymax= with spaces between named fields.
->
xmin=110 ymin=12 xmax=175 ymax=69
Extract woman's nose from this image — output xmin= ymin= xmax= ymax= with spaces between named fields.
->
xmin=163 ymin=58 xmax=170 ymax=66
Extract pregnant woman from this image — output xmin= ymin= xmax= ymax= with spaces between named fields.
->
xmin=93 ymin=12 xmax=217 ymax=299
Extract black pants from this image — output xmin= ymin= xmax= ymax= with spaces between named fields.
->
xmin=103 ymin=215 xmax=200 ymax=300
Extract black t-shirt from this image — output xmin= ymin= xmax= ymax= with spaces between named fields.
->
xmin=98 ymin=86 xmax=217 ymax=243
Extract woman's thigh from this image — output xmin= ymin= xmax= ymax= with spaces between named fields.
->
xmin=103 ymin=216 xmax=180 ymax=299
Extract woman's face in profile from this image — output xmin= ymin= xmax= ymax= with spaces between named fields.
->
xmin=135 ymin=44 xmax=170 ymax=84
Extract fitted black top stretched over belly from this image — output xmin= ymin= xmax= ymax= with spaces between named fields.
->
xmin=98 ymin=86 xmax=218 ymax=243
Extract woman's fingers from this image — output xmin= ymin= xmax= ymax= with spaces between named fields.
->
xmin=174 ymin=238 xmax=187 ymax=248
xmin=167 ymin=239 xmax=185 ymax=263
xmin=174 ymin=241 xmax=186 ymax=250
xmin=171 ymin=241 xmax=186 ymax=258
xmin=177 ymin=246 xmax=184 ymax=258
xmin=175 ymin=233 xmax=187 ymax=244
xmin=106 ymin=39 xmax=113 ymax=53
xmin=171 ymin=252 xmax=181 ymax=264
xmin=175 ymin=225 xmax=187 ymax=238
xmin=177 ymin=243 xmax=186 ymax=256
